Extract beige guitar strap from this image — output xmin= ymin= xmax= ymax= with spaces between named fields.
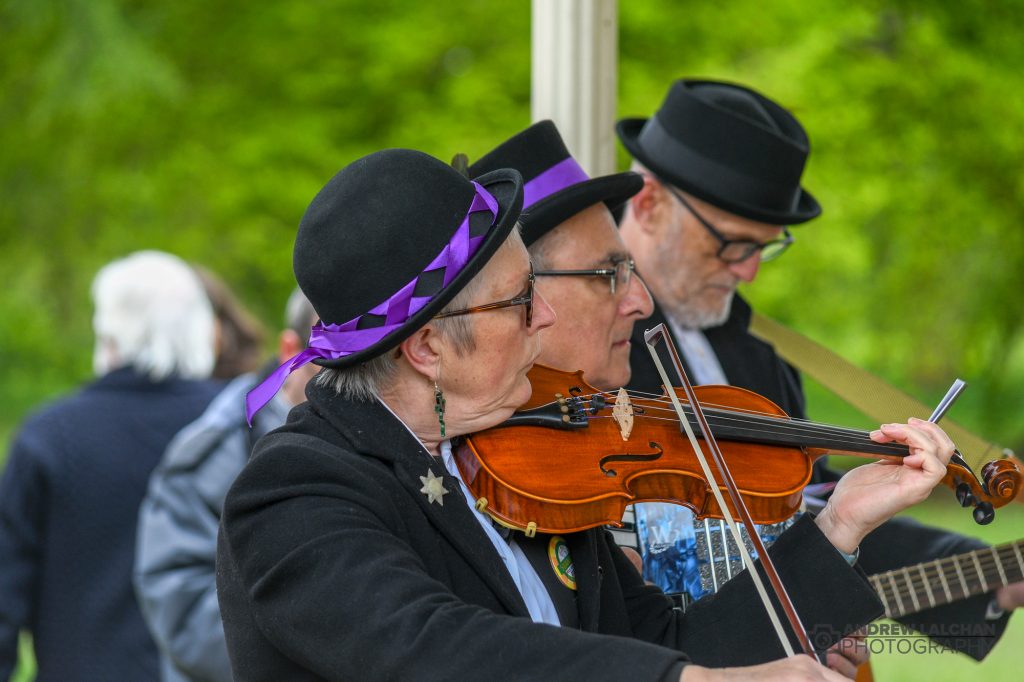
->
xmin=748 ymin=311 xmax=1011 ymax=472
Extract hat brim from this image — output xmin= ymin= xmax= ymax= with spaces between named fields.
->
xmin=520 ymin=172 xmax=644 ymax=246
xmin=313 ymin=167 xmax=524 ymax=369
xmin=616 ymin=118 xmax=821 ymax=225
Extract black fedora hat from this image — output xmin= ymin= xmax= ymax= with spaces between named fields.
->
xmin=617 ymin=79 xmax=821 ymax=225
xmin=469 ymin=120 xmax=643 ymax=246
xmin=247 ymin=149 xmax=523 ymax=423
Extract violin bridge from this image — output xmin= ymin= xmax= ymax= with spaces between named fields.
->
xmin=612 ymin=387 xmax=634 ymax=441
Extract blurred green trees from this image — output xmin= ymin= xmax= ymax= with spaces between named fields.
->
xmin=2 ymin=0 xmax=1023 ymax=455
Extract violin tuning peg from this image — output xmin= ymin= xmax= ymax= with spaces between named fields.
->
xmin=972 ymin=502 xmax=995 ymax=525
xmin=955 ymin=483 xmax=976 ymax=508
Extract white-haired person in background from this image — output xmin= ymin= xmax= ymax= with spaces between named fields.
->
xmin=0 ymin=250 xmax=224 ymax=682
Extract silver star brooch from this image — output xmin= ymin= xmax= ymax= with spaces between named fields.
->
xmin=419 ymin=469 xmax=449 ymax=506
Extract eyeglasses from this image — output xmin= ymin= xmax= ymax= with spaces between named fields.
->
xmin=662 ymin=182 xmax=794 ymax=263
xmin=434 ymin=266 xmax=535 ymax=327
xmin=535 ymin=257 xmax=636 ymax=296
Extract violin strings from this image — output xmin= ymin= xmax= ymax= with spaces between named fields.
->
xmin=572 ymin=395 xmax=892 ymax=451
xmin=543 ymin=393 xmax=886 ymax=449
xmin=616 ymin=388 xmax=869 ymax=430
xmin=627 ymin=407 xmax=878 ymax=447
xmin=585 ymin=388 xmax=879 ymax=436
xmin=602 ymin=398 xmax=874 ymax=439
xmin=585 ymin=414 xmax=896 ymax=453
xmin=624 ymin=391 xmax=876 ymax=433
xmin=531 ymin=385 xmax=954 ymax=456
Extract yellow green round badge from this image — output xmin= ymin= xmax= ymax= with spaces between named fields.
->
xmin=547 ymin=535 xmax=576 ymax=590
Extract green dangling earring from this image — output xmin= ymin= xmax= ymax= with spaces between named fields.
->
xmin=434 ymin=381 xmax=446 ymax=438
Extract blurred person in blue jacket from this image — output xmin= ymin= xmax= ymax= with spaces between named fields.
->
xmin=0 ymin=250 xmax=222 ymax=682
xmin=134 ymin=288 xmax=317 ymax=682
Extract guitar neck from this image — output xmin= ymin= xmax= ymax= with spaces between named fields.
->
xmin=869 ymin=539 xmax=1024 ymax=619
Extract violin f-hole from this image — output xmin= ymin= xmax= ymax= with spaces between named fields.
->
xmin=599 ymin=441 xmax=663 ymax=477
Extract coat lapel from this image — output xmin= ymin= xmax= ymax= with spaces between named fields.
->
xmin=393 ymin=455 xmax=530 ymax=616
xmin=308 ymin=386 xmax=530 ymax=617
xmin=566 ymin=531 xmax=602 ymax=631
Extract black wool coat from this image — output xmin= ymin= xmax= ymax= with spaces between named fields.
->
xmin=627 ymin=294 xmax=1012 ymax=659
xmin=216 ymin=381 xmax=882 ymax=681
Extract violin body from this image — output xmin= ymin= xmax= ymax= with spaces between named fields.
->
xmin=457 ymin=374 xmax=813 ymax=535
xmin=455 ymin=365 xmax=1021 ymax=536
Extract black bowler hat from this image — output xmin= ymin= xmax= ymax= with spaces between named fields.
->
xmin=617 ymin=79 xmax=821 ymax=225
xmin=469 ymin=120 xmax=643 ymax=246
xmin=293 ymin=149 xmax=523 ymax=369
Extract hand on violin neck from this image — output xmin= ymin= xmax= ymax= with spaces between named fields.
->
xmin=816 ymin=418 xmax=956 ymax=552
xmin=680 ymin=655 xmax=849 ymax=681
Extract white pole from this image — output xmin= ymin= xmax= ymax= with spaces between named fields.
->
xmin=531 ymin=0 xmax=618 ymax=176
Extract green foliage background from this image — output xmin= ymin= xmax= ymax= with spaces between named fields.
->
xmin=3 ymin=0 xmax=1023 ymax=451
xmin=2 ymin=1 xmax=1023 ymax=679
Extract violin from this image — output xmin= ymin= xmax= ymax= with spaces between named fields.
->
xmin=454 ymin=364 xmax=1021 ymax=537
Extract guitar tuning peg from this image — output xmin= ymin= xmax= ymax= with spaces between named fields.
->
xmin=972 ymin=501 xmax=995 ymax=525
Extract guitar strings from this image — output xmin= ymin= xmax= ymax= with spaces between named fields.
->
xmin=872 ymin=542 xmax=1024 ymax=611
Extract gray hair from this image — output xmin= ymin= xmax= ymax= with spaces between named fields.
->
xmin=284 ymin=288 xmax=318 ymax=347
xmin=316 ymin=227 xmax=523 ymax=401
xmin=526 ymin=228 xmax=558 ymax=271
xmin=91 ymin=250 xmax=216 ymax=380
xmin=616 ymin=160 xmax=654 ymax=224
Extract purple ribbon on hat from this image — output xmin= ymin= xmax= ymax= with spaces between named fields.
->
xmin=522 ymin=156 xmax=590 ymax=209
xmin=244 ymin=182 xmax=500 ymax=425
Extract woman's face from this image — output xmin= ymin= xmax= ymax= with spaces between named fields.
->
xmin=439 ymin=235 xmax=556 ymax=436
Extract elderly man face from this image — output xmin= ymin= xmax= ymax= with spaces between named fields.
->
xmin=626 ymin=176 xmax=786 ymax=330
xmin=530 ymin=204 xmax=653 ymax=391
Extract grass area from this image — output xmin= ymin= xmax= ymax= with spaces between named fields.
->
xmin=13 ymin=635 xmax=34 ymax=682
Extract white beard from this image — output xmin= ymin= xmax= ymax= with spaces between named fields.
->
xmin=665 ymin=289 xmax=734 ymax=331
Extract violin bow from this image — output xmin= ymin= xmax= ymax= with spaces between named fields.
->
xmin=643 ymin=323 xmax=821 ymax=661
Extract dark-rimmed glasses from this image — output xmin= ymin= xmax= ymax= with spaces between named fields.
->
xmin=435 ymin=266 xmax=535 ymax=327
xmin=535 ymin=257 xmax=636 ymax=296
xmin=662 ymin=182 xmax=794 ymax=263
